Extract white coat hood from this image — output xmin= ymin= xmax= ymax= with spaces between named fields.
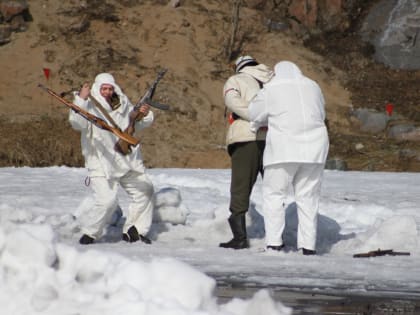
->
xmin=90 ymin=73 xmax=125 ymax=111
xmin=249 ymin=61 xmax=329 ymax=166
xmin=272 ymin=61 xmax=303 ymax=80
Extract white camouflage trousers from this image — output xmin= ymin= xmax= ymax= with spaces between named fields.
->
xmin=80 ymin=171 xmax=154 ymax=239
xmin=263 ymin=163 xmax=324 ymax=250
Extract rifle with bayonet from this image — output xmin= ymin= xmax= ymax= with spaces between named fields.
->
xmin=353 ymin=248 xmax=410 ymax=258
xmin=38 ymin=84 xmax=140 ymax=146
xmin=114 ymin=68 xmax=169 ymax=155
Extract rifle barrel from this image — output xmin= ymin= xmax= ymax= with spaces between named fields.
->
xmin=38 ymin=83 xmax=139 ymax=146
xmin=354 ymin=249 xmax=410 ymax=258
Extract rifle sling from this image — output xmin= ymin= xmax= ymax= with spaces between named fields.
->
xmin=89 ymin=94 xmax=122 ymax=132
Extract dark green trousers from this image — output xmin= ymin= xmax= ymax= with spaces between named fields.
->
xmin=228 ymin=140 xmax=265 ymax=216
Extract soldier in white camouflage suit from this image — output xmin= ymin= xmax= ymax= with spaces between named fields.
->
xmin=70 ymin=73 xmax=154 ymax=245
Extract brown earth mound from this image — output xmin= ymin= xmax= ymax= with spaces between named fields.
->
xmin=0 ymin=1 xmax=419 ymax=171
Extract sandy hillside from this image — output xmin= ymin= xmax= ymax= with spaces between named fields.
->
xmin=0 ymin=1 xmax=418 ymax=171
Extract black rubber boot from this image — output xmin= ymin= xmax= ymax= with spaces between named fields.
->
xmin=302 ymin=248 xmax=316 ymax=255
xmin=123 ymin=225 xmax=140 ymax=242
xmin=267 ymin=245 xmax=284 ymax=251
xmin=79 ymin=234 xmax=95 ymax=245
xmin=219 ymin=215 xmax=249 ymax=249
xmin=123 ymin=226 xmax=152 ymax=244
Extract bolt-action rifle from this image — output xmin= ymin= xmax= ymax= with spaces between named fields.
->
xmin=114 ymin=68 xmax=169 ymax=155
xmin=38 ymin=84 xmax=140 ymax=146
xmin=353 ymin=248 xmax=410 ymax=258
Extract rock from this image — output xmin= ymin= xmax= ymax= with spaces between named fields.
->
xmin=399 ymin=148 xmax=419 ymax=160
xmin=388 ymin=123 xmax=416 ymax=139
xmin=390 ymin=127 xmax=420 ymax=142
xmin=360 ymin=0 xmax=420 ymax=70
xmin=8 ymin=13 xmax=26 ymax=31
xmin=353 ymin=108 xmax=390 ymax=133
xmin=225 ymin=1 xmax=354 ymax=37
xmin=60 ymin=17 xmax=90 ymax=35
xmin=246 ymin=0 xmax=268 ymax=9
xmin=355 ymin=143 xmax=364 ymax=150
xmin=0 ymin=0 xmax=31 ymax=44
xmin=317 ymin=0 xmax=347 ymax=32
xmin=0 ymin=24 xmax=11 ymax=45
xmin=266 ymin=19 xmax=288 ymax=32
xmin=288 ymin=0 xmax=318 ymax=29
xmin=169 ymin=0 xmax=180 ymax=8
xmin=0 ymin=0 xmax=28 ymax=22
xmin=325 ymin=159 xmax=348 ymax=171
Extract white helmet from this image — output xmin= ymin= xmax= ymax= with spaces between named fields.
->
xmin=235 ymin=55 xmax=257 ymax=72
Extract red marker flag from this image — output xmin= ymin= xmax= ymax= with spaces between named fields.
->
xmin=43 ymin=68 xmax=50 ymax=80
xmin=385 ymin=103 xmax=394 ymax=116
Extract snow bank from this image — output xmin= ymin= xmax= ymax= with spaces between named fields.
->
xmin=0 ymin=223 xmax=291 ymax=315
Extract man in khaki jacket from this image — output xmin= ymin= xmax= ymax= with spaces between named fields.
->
xmin=219 ymin=56 xmax=273 ymax=249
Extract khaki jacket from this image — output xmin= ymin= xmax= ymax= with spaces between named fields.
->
xmin=223 ymin=64 xmax=273 ymax=145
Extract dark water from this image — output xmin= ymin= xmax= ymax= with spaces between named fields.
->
xmin=216 ymin=285 xmax=420 ymax=315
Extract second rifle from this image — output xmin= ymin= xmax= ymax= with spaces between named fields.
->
xmin=115 ymin=69 xmax=169 ymax=155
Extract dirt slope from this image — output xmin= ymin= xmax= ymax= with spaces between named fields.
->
xmin=0 ymin=1 xmax=418 ymax=171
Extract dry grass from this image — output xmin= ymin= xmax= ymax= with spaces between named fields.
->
xmin=0 ymin=115 xmax=231 ymax=169
xmin=0 ymin=116 xmax=83 ymax=167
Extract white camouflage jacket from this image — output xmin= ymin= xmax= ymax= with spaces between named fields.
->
xmin=69 ymin=79 xmax=153 ymax=179
xmin=249 ymin=61 xmax=329 ymax=167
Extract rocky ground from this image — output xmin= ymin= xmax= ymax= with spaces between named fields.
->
xmin=305 ymin=22 xmax=420 ymax=172
xmin=0 ymin=0 xmax=419 ymax=171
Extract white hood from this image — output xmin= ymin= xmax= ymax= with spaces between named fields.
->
xmin=90 ymin=73 xmax=124 ymax=111
xmin=249 ymin=61 xmax=329 ymax=166
xmin=272 ymin=61 xmax=303 ymax=81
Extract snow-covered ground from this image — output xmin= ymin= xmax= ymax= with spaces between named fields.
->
xmin=1 ymin=166 xmax=419 ymax=314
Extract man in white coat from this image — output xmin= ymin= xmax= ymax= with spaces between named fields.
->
xmin=249 ymin=61 xmax=329 ymax=255
xmin=70 ymin=73 xmax=154 ymax=245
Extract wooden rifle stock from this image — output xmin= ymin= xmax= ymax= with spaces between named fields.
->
xmin=38 ymin=84 xmax=140 ymax=146
xmin=114 ymin=111 xmax=146 ymax=155
xmin=114 ymin=69 xmax=168 ymax=155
